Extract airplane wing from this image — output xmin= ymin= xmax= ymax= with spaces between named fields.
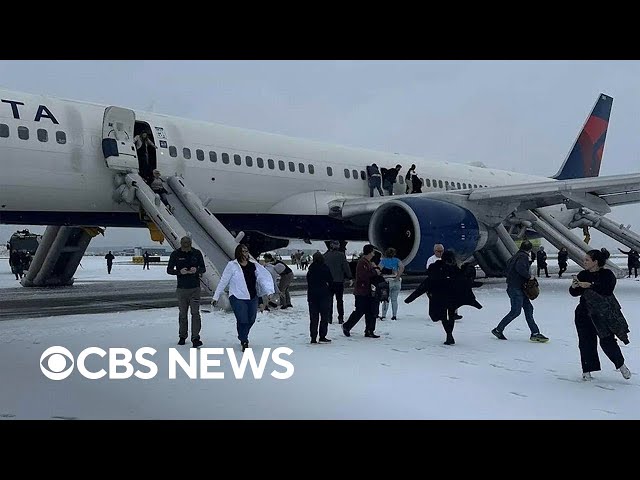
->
xmin=464 ymin=172 xmax=640 ymax=214
xmin=330 ymin=173 xmax=640 ymax=219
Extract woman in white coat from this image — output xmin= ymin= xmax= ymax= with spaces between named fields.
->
xmin=213 ymin=244 xmax=275 ymax=351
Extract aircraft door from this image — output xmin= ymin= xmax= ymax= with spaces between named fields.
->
xmin=102 ymin=106 xmax=138 ymax=171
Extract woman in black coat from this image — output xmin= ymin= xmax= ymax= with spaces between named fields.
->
xmin=569 ymin=248 xmax=631 ymax=381
xmin=405 ymin=250 xmax=482 ymax=345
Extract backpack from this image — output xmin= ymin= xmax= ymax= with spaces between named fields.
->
xmin=373 ymin=279 xmax=390 ymax=302
xmin=522 ymin=277 xmax=539 ymax=301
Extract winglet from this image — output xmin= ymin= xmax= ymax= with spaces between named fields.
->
xmin=552 ymin=93 xmax=613 ymax=180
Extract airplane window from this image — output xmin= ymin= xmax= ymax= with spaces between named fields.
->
xmin=289 ymin=161 xmax=295 ymax=172
xmin=352 ymin=169 xmax=358 ymax=179
xmin=0 ymin=123 xmax=8 ymax=138
xmin=234 ymin=154 xmax=241 ymax=166
xmin=246 ymin=156 xmax=253 ymax=167
xmin=222 ymin=153 xmax=230 ymax=164
xmin=308 ymin=164 xmax=314 ymax=174
xmin=169 ymin=146 xmax=177 ymax=157
xmin=344 ymin=168 xmax=350 ymax=178
xmin=268 ymin=158 xmax=274 ymax=169
xmin=438 ymin=180 xmax=443 ymax=188
xmin=298 ymin=163 xmax=305 ymax=173
xmin=37 ymin=129 xmax=48 ymax=142
xmin=278 ymin=160 xmax=285 ymax=171
xmin=327 ymin=166 xmax=333 ymax=176
xmin=360 ymin=171 xmax=366 ymax=180
xmin=463 ymin=183 xmax=467 ymax=189
xmin=183 ymin=148 xmax=191 ymax=159
xmin=473 ymin=184 xmax=477 ymax=188
xmin=425 ymin=179 xmax=431 ymax=187
xmin=196 ymin=149 xmax=204 ymax=161
xmin=444 ymin=181 xmax=449 ymax=189
xmin=257 ymin=157 xmax=264 ymax=168
xmin=18 ymin=126 xmax=29 ymax=140
xmin=209 ymin=151 xmax=217 ymax=162
xmin=457 ymin=182 xmax=461 ymax=189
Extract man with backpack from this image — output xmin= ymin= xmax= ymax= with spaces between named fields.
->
xmin=491 ymin=240 xmax=549 ymax=343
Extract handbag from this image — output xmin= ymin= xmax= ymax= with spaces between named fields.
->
xmin=522 ymin=277 xmax=539 ymax=300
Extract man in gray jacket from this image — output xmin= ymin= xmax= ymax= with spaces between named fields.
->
xmin=323 ymin=240 xmax=353 ymax=324
xmin=491 ymin=240 xmax=549 ymax=343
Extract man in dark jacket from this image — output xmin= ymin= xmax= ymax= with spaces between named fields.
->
xmin=618 ymin=248 xmax=639 ymax=278
xmin=557 ymin=247 xmax=569 ymax=277
xmin=382 ymin=164 xmax=402 ymax=195
xmin=536 ymin=246 xmax=550 ymax=278
xmin=366 ymin=164 xmax=384 ymax=197
xmin=342 ymin=244 xmax=381 ymax=338
xmin=167 ymin=236 xmax=206 ymax=347
xmin=104 ymin=251 xmax=115 ymax=274
xmin=491 ymin=240 xmax=549 ymax=342
xmin=323 ymin=240 xmax=353 ymax=324
xmin=306 ymin=252 xmax=334 ymax=344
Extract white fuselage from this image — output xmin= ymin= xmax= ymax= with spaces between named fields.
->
xmin=0 ymin=88 xmax=555 ymax=237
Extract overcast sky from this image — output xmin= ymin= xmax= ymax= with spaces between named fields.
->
xmin=1 ymin=60 xmax=639 ymax=250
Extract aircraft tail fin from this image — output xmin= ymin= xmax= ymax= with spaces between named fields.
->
xmin=552 ymin=93 xmax=613 ymax=180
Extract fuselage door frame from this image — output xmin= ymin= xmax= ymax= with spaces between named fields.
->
xmin=102 ymin=106 xmax=138 ymax=172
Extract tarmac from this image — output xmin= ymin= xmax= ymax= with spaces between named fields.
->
xmin=0 ymin=276 xmax=432 ymax=320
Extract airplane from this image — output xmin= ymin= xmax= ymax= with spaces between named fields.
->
xmin=1 ymin=87 xmax=640 ymax=297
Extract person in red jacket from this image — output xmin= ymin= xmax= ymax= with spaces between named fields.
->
xmin=342 ymin=244 xmax=382 ymax=338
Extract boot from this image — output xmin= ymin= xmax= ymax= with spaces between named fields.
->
xmin=619 ymin=364 xmax=632 ymax=380
xmin=442 ymin=319 xmax=455 ymax=345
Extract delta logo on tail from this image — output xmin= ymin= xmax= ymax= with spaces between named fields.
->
xmin=553 ymin=93 xmax=612 ymax=180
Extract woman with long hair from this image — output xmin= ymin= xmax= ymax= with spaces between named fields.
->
xmin=212 ymin=244 xmax=275 ymax=351
xmin=378 ymin=247 xmax=404 ymax=321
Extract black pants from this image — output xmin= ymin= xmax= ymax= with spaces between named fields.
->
xmin=331 ymin=282 xmax=345 ymax=322
xmin=107 ymin=262 xmax=113 ymax=274
xmin=443 ymin=308 xmax=456 ymax=338
xmin=575 ymin=310 xmax=624 ymax=373
xmin=343 ymin=295 xmax=377 ymax=334
xmin=558 ymin=262 xmax=567 ymax=277
xmin=143 ymin=261 xmax=150 ymax=270
xmin=537 ymin=265 xmax=549 ymax=277
xmin=309 ymin=297 xmax=331 ymax=340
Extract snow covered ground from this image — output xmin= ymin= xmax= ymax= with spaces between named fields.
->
xmin=0 ymin=255 xmax=638 ymax=419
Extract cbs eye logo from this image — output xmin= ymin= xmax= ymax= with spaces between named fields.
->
xmin=40 ymin=346 xmax=75 ymax=380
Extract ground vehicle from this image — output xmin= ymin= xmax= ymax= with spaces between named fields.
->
xmin=6 ymin=229 xmax=42 ymax=269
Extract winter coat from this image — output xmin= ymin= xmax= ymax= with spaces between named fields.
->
xmin=558 ymin=250 xmax=568 ymax=266
xmin=405 ymin=260 xmax=482 ymax=321
xmin=323 ymin=250 xmax=352 ymax=282
xmin=306 ymin=263 xmax=333 ymax=302
xmin=569 ymin=268 xmax=630 ymax=344
xmin=213 ymin=259 xmax=274 ymax=301
xmin=536 ymin=250 xmax=547 ymax=268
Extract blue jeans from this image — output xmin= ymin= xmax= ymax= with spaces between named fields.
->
xmin=229 ymin=296 xmax=259 ymax=343
xmin=496 ymin=287 xmax=540 ymax=334
xmin=381 ymin=278 xmax=402 ymax=317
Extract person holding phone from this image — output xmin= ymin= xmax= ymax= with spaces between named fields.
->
xmin=167 ymin=236 xmax=206 ymax=347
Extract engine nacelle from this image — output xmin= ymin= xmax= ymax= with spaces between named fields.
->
xmin=368 ymin=197 xmax=488 ymax=272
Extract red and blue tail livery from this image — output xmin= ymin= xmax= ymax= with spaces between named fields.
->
xmin=552 ymin=93 xmax=613 ymax=180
